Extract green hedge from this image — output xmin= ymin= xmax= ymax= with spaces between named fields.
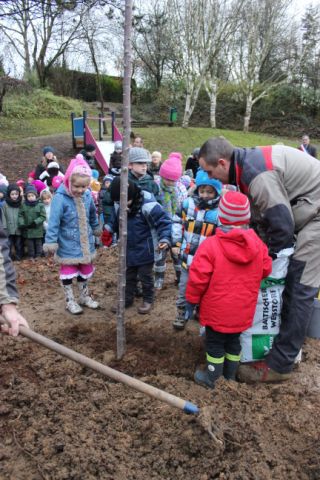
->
xmin=47 ymin=67 xmax=135 ymax=103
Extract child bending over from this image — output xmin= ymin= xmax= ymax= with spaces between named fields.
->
xmin=105 ymin=177 xmax=171 ymax=314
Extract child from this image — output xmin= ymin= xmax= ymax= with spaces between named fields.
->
xmin=148 ymin=151 xmax=162 ymax=176
xmin=0 ymin=184 xmax=8 ymax=209
xmin=80 ymin=144 xmax=97 ymax=169
xmin=16 ymin=180 xmax=25 ymax=198
xmin=2 ymin=184 xmax=23 ymax=260
xmin=43 ymin=154 xmax=101 ymax=315
xmin=105 ymin=177 xmax=171 ymax=314
xmin=51 ymin=175 xmax=64 ymax=192
xmin=40 ymin=190 xmax=52 ymax=231
xmin=185 ymin=191 xmax=272 ymax=388
xmin=185 ymin=147 xmax=200 ymax=178
xmin=32 ymin=179 xmax=47 ymax=196
xmin=27 ymin=171 xmax=36 ymax=185
xmin=172 ymin=170 xmax=222 ymax=330
xmin=109 ymin=141 xmax=122 ymax=176
xmin=153 ymin=154 xmax=188 ymax=289
xmin=18 ymin=185 xmax=46 ymax=259
xmin=128 ymin=147 xmax=159 ymax=198
xmin=40 ymin=161 xmax=64 ymax=188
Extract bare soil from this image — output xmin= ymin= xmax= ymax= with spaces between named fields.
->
xmin=0 ymin=135 xmax=320 ymax=479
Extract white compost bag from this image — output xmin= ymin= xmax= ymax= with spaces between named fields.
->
xmin=240 ymin=248 xmax=294 ymax=363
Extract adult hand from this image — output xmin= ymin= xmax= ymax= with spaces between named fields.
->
xmin=1 ymin=304 xmax=29 ymax=337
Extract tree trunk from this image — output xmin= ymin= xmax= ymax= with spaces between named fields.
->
xmin=182 ymin=77 xmax=203 ymax=128
xmin=0 ymin=86 xmax=6 ymax=114
xmin=116 ymin=0 xmax=133 ymax=359
xmin=205 ymin=78 xmax=218 ymax=129
xmin=243 ymin=90 xmax=253 ymax=132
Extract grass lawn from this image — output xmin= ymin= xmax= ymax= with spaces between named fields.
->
xmin=0 ymin=117 xmax=71 ymax=141
xmin=138 ymin=127 xmax=298 ymax=159
xmin=0 ymin=116 xmax=298 ymax=159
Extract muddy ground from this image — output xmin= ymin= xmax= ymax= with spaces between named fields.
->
xmin=0 ymin=136 xmax=320 ymax=479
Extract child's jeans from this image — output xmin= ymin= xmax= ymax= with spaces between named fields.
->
xmin=8 ymin=234 xmax=24 ymax=260
xmin=126 ymin=263 xmax=154 ymax=305
xmin=27 ymin=238 xmax=43 ymax=258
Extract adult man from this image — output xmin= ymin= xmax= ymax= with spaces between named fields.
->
xmin=0 ymin=221 xmax=29 ymax=336
xmin=198 ymin=137 xmax=320 ymax=383
xmin=299 ymin=134 xmax=317 ymax=158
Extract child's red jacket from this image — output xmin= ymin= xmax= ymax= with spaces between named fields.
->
xmin=185 ymin=227 xmax=272 ymax=333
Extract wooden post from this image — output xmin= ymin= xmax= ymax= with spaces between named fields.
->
xmin=116 ymin=0 xmax=133 ymax=359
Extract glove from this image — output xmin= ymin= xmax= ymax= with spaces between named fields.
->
xmin=101 ymin=230 xmax=112 ymax=247
xmin=185 ymin=302 xmax=197 ymax=321
xmin=28 ymin=221 xmax=37 ymax=229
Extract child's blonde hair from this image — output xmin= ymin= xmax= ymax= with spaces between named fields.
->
xmin=40 ymin=190 xmax=52 ymax=200
xmin=151 ymin=151 xmax=162 ymax=160
xmin=71 ymin=172 xmax=91 ymax=184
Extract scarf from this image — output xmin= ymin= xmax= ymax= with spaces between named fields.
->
xmin=158 ymin=178 xmax=178 ymax=218
xmin=24 ymin=198 xmax=39 ymax=207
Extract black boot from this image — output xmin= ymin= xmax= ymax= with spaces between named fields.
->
xmin=223 ymin=358 xmax=239 ymax=381
xmin=194 ymin=361 xmax=224 ymax=389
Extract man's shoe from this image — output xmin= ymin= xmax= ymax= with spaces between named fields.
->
xmin=137 ymin=302 xmax=152 ymax=314
xmin=237 ymin=361 xmax=292 ymax=384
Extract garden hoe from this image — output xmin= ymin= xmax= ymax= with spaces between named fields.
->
xmin=1 ymin=319 xmax=199 ymax=415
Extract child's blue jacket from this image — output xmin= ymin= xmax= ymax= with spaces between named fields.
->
xmin=106 ymin=191 xmax=171 ymax=267
xmin=44 ymin=184 xmax=100 ymax=264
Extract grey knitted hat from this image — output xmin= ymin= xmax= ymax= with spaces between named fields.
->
xmin=129 ymin=147 xmax=151 ymax=163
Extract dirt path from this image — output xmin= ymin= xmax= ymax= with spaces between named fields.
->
xmin=0 ymin=134 xmax=319 ymax=479
xmin=0 ymin=133 xmax=74 ymax=182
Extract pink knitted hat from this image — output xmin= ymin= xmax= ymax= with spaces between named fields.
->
xmin=32 ymin=179 xmax=47 ymax=194
xmin=168 ymin=152 xmax=183 ymax=162
xmin=159 ymin=155 xmax=182 ymax=181
xmin=218 ymin=191 xmax=251 ymax=226
xmin=64 ymin=154 xmax=92 ymax=193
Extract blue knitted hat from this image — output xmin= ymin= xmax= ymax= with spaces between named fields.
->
xmin=195 ymin=170 xmax=222 ymax=195
xmin=43 ymin=146 xmax=54 ymax=156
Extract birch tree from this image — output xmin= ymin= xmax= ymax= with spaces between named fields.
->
xmin=167 ymin=0 xmax=243 ymax=128
xmin=232 ymin=0 xmax=294 ymax=132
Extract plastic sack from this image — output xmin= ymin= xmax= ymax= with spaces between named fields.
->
xmin=240 ymin=248 xmax=293 ymax=363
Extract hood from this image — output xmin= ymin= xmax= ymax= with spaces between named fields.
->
xmin=216 ymin=227 xmax=261 ymax=264
xmin=64 ymin=154 xmax=92 ymax=195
